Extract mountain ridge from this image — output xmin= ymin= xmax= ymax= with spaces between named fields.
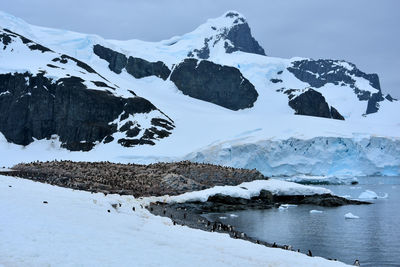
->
xmin=0 ymin=10 xmax=399 ymax=177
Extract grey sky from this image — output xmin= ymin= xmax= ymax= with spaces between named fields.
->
xmin=2 ymin=0 xmax=399 ymax=97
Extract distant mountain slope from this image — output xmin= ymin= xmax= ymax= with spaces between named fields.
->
xmin=0 ymin=28 xmax=174 ymax=151
xmin=0 ymin=10 xmax=399 ymax=177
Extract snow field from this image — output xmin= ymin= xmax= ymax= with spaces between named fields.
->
xmin=0 ymin=175 xmax=350 ymax=267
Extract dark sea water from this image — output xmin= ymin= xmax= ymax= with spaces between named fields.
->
xmin=204 ymin=176 xmax=400 ymax=266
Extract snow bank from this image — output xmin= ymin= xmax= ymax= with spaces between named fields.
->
xmin=148 ymin=179 xmax=331 ymax=204
xmin=0 ymin=175 xmax=349 ymax=267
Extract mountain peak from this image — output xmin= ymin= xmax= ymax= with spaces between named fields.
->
xmin=185 ymin=11 xmax=266 ymax=59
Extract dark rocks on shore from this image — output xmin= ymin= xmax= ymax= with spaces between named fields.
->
xmin=160 ymin=191 xmax=368 ymax=214
xmin=170 ymin=58 xmax=258 ymax=110
xmin=147 ymin=187 xmax=370 ymax=259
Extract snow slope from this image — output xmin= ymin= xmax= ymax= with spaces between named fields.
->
xmin=0 ymin=10 xmax=399 ymax=177
xmin=0 ymin=175 xmax=349 ymax=267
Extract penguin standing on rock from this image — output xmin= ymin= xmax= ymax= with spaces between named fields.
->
xmin=353 ymin=260 xmax=360 ymax=266
xmin=307 ymin=250 xmax=312 ymax=257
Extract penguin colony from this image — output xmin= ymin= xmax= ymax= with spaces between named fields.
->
xmin=6 ymin=160 xmax=266 ymax=197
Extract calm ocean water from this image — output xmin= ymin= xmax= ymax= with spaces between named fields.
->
xmin=204 ymin=176 xmax=400 ymax=266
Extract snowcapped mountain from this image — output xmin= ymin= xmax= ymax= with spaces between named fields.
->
xmin=0 ymin=10 xmax=399 ymax=177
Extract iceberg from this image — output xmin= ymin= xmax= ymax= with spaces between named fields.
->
xmin=344 ymin=213 xmax=359 ymax=219
xmin=310 ymin=210 xmax=323 ymax=214
xmin=358 ymin=190 xmax=388 ymax=200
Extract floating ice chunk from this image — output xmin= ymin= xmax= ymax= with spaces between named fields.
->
xmin=278 ymin=206 xmax=288 ymax=211
xmin=310 ymin=210 xmax=323 ymax=214
xmin=358 ymin=190 xmax=388 ymax=199
xmin=380 ymin=193 xmax=389 ymax=199
xmin=230 ymin=214 xmax=238 ymax=218
xmin=344 ymin=212 xmax=359 ymax=219
xmin=358 ymin=190 xmax=378 ymax=199
xmin=280 ymin=204 xmax=298 ymax=208
xmin=219 ymin=216 xmax=227 ymax=219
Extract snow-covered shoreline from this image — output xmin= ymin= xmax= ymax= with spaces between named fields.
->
xmin=144 ymin=179 xmax=332 ymax=205
xmin=0 ymin=175 xmax=350 ymax=266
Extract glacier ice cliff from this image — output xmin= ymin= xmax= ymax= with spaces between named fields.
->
xmin=185 ymin=137 xmax=400 ymax=177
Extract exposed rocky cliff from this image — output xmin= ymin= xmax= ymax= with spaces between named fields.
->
xmin=0 ymin=29 xmax=174 ymax=151
xmin=188 ymin=11 xmax=266 ymax=59
xmin=0 ymin=72 xmax=174 ymax=151
xmin=170 ymin=58 xmax=258 ymax=110
xmin=287 ymin=89 xmax=344 ymax=120
xmin=93 ymin=44 xmax=171 ymax=80
xmin=287 ymin=59 xmax=384 ymax=114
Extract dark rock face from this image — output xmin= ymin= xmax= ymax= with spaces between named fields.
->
xmin=366 ymin=92 xmax=385 ymax=114
xmin=3 ymin=28 xmax=52 ymax=53
xmin=170 ymin=58 xmax=258 ymax=110
xmin=287 ymin=59 xmax=384 ymax=114
xmin=0 ymin=72 xmax=173 ymax=151
xmin=0 ymin=32 xmax=12 ymax=49
xmin=126 ymin=57 xmax=171 ymax=80
xmin=288 ymin=89 xmax=344 ymax=120
xmin=188 ymin=37 xmax=211 ymax=59
xmin=93 ymin=44 xmax=127 ymax=74
xmin=93 ymin=44 xmax=171 ymax=80
xmin=385 ymin=94 xmax=397 ymax=102
xmin=224 ymin=22 xmax=266 ymax=56
xmin=330 ymin=106 xmax=345 ymax=120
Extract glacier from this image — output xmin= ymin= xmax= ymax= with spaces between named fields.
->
xmin=185 ymin=136 xmax=400 ymax=177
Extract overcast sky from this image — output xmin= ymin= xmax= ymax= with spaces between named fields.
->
xmin=2 ymin=0 xmax=399 ymax=97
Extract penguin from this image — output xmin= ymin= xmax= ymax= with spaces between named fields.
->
xmin=132 ymin=207 xmax=135 ymax=212
xmin=272 ymin=242 xmax=278 ymax=248
xmin=307 ymin=250 xmax=312 ymax=257
xmin=353 ymin=260 xmax=360 ymax=266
